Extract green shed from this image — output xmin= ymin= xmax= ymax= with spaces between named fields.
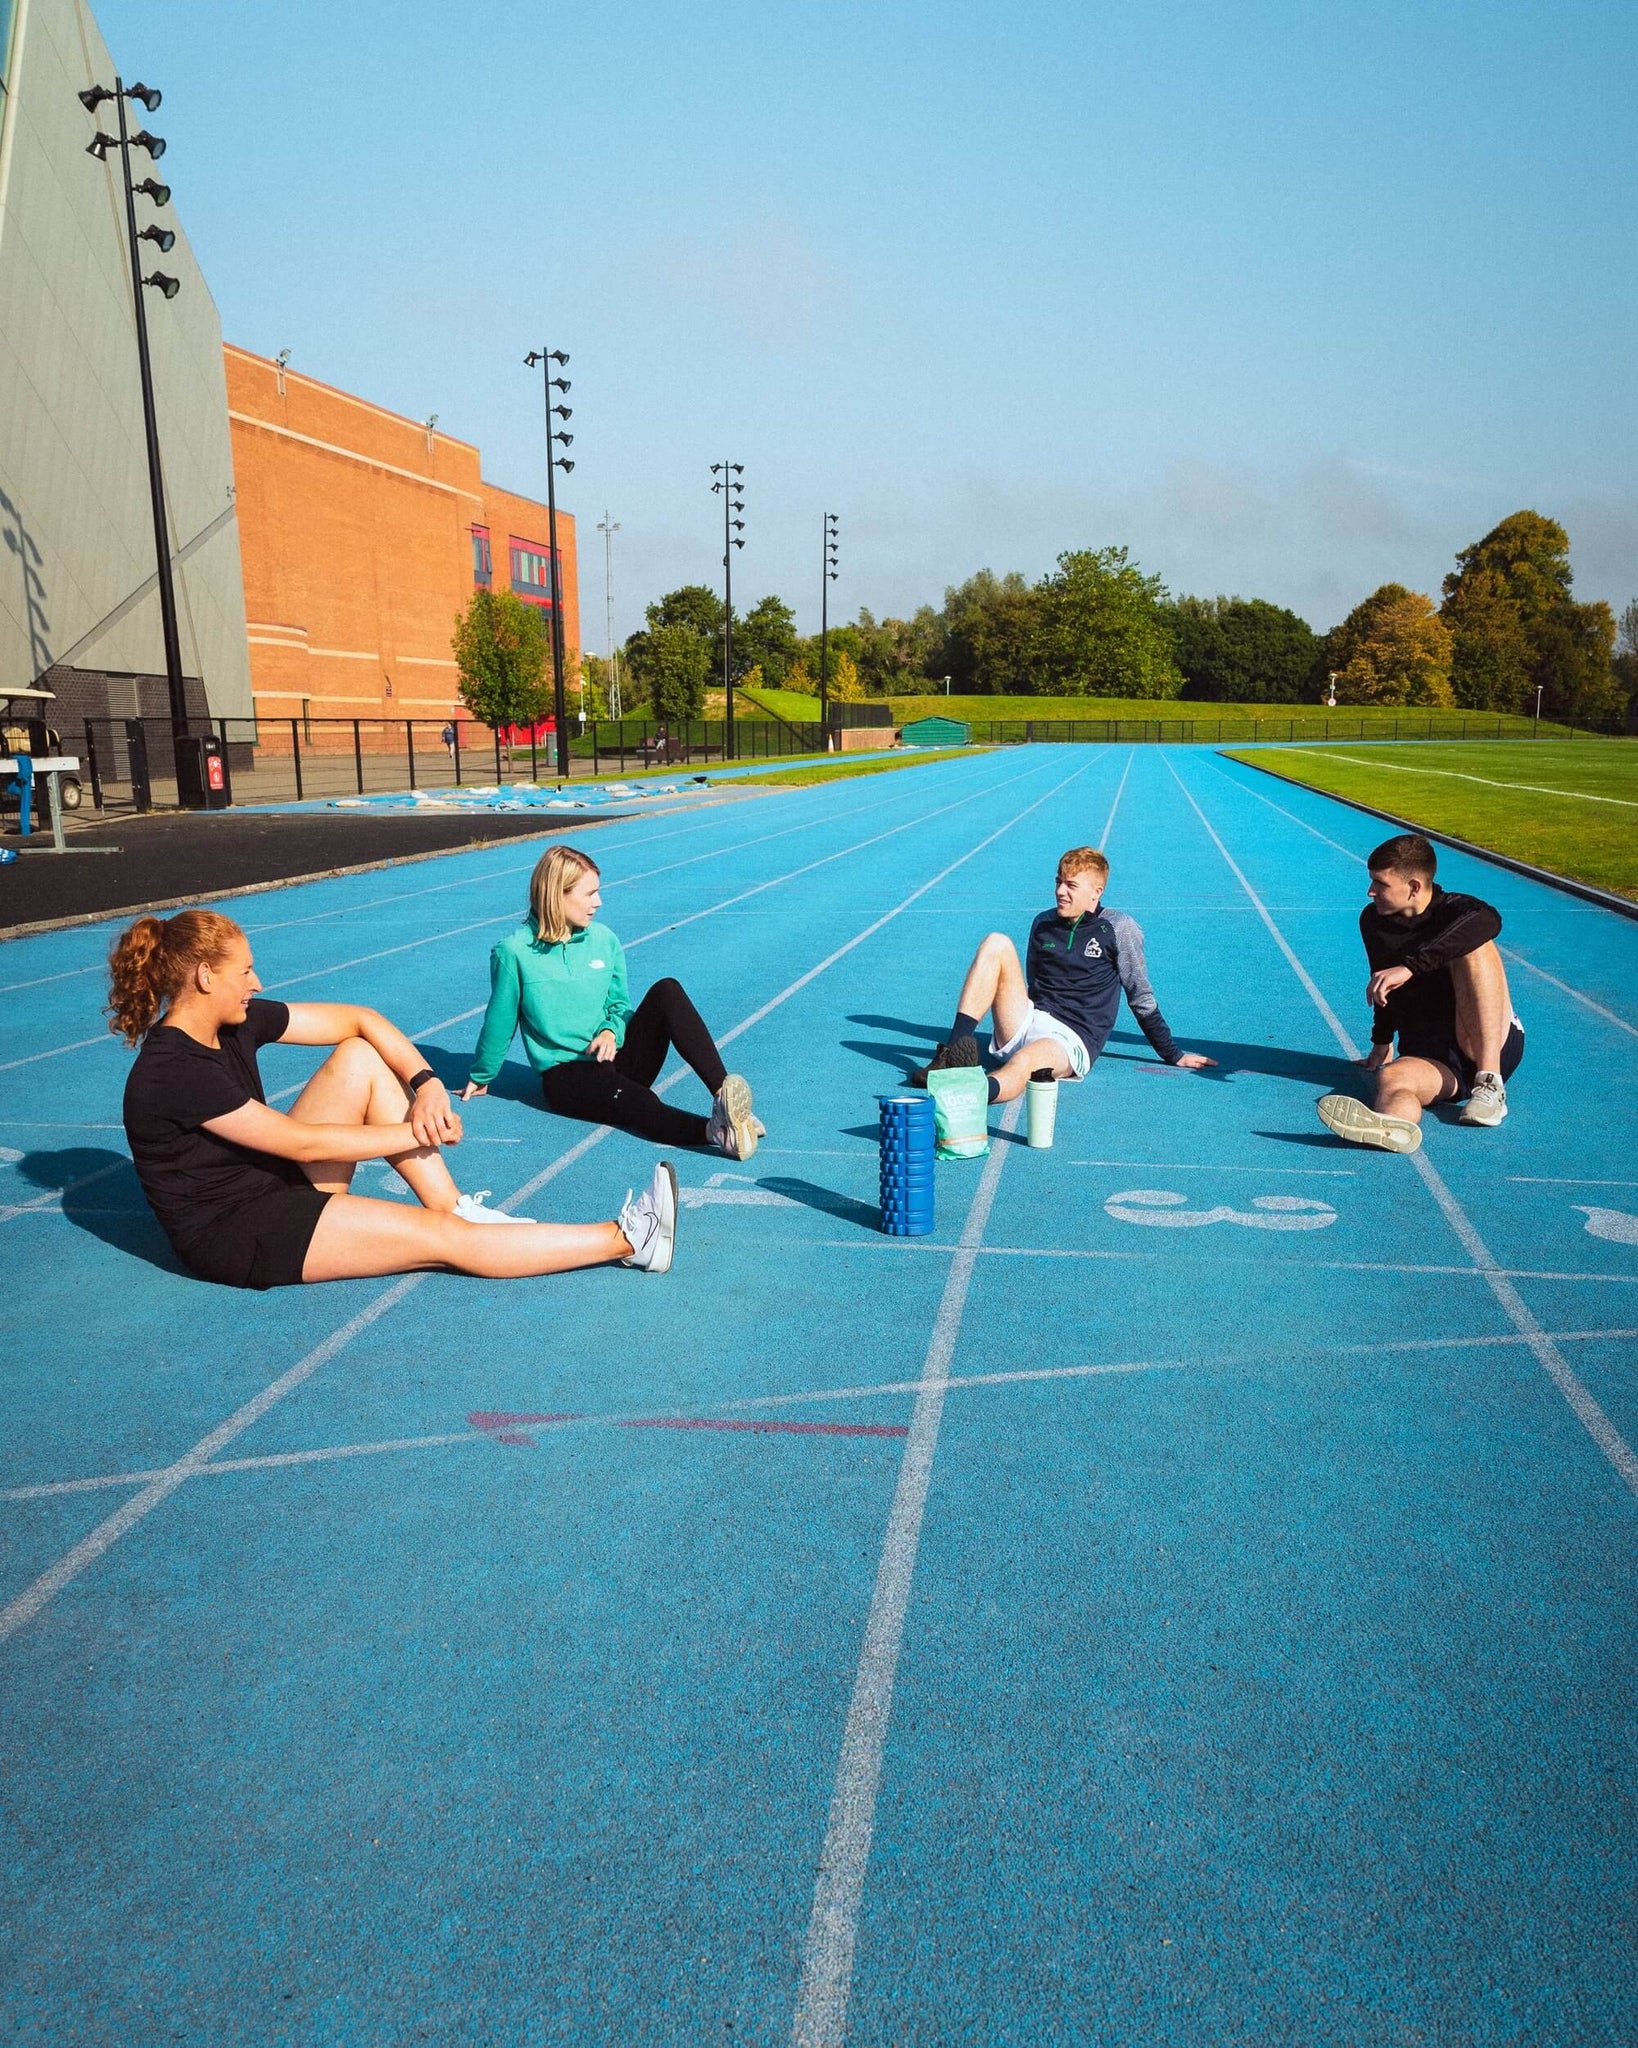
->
xmin=899 ymin=716 xmax=969 ymax=748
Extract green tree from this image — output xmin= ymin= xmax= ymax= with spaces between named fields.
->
xmin=1616 ymin=600 xmax=1638 ymax=732
xmin=940 ymin=569 xmax=1032 ymax=691
xmin=736 ymin=596 xmax=800 ymax=687
xmin=964 ymin=582 xmax=1048 ymax=695
xmin=1165 ymin=595 xmax=1322 ymax=703
xmin=1440 ymin=510 xmax=1620 ymax=723
xmin=643 ymin=622 xmax=712 ymax=722
xmin=452 ymin=589 xmax=550 ymax=757
xmin=1325 ymin=585 xmax=1453 ymax=705
xmin=1034 ymin=547 xmax=1182 ymax=698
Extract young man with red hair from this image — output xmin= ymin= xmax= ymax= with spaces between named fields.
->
xmin=911 ymin=845 xmax=1216 ymax=1101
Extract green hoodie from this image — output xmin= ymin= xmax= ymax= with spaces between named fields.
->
xmin=469 ymin=919 xmax=632 ymax=1084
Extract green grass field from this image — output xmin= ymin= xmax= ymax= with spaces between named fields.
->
xmin=735 ymin=748 xmax=969 ymax=788
xmin=1226 ymin=740 xmax=1638 ymax=900
xmin=730 ymin=686 xmax=1574 ymax=741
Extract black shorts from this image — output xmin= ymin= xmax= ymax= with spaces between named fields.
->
xmin=178 ymin=1184 xmax=333 ymax=1290
xmin=1399 ymin=1019 xmax=1525 ymax=1102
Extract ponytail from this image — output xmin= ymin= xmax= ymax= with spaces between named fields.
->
xmin=107 ymin=909 xmax=244 ymax=1045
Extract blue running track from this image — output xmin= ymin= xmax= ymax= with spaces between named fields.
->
xmin=2 ymin=745 xmax=1635 ymax=2045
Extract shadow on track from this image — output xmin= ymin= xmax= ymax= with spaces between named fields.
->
xmin=13 ymin=1146 xmax=183 ymax=1273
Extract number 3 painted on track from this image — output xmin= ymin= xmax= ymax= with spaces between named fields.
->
xmin=1104 ymin=1189 xmax=1338 ymax=1231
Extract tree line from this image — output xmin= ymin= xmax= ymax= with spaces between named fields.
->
xmin=454 ymin=510 xmax=1638 ymax=732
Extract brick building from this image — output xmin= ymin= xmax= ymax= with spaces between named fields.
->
xmin=225 ymin=345 xmax=577 ymax=733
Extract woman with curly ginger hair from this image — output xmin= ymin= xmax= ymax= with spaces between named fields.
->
xmin=111 ymin=908 xmax=676 ymax=1289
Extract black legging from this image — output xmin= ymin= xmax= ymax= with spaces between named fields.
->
xmin=540 ymin=978 xmax=728 ymax=1147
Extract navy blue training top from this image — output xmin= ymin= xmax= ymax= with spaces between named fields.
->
xmin=1026 ymin=906 xmax=1179 ymax=1064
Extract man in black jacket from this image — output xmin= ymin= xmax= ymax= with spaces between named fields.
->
xmin=1318 ymin=833 xmax=1524 ymax=1155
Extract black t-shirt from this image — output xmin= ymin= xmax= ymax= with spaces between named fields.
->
xmin=123 ymin=997 xmax=307 ymax=1255
xmin=1359 ymin=886 xmax=1503 ymax=1052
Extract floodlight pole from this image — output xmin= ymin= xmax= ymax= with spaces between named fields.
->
xmin=527 ymin=348 xmax=574 ymax=777
xmin=712 ymin=463 xmax=744 ymax=759
xmin=105 ymin=80 xmax=188 ymax=740
xmin=597 ymin=512 xmax=621 ymax=721
xmin=820 ymin=511 xmax=838 ymax=741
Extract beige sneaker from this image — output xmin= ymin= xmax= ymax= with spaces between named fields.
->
xmin=1316 ymin=1093 xmax=1423 ymax=1154
xmin=1459 ymin=1073 xmax=1508 ymax=1127
xmin=707 ymin=1074 xmax=758 ymax=1160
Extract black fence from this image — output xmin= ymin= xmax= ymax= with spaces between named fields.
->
xmin=964 ymin=712 xmax=1584 ymax=745
xmin=57 ymin=714 xmax=834 ymax=812
xmin=19 ymin=707 xmax=1592 ymax=820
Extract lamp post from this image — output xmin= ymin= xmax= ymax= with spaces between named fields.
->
xmin=711 ymin=463 xmax=745 ymax=758
xmin=80 ymin=78 xmax=188 ymax=743
xmin=597 ymin=512 xmax=621 ymax=722
xmin=819 ymin=512 xmax=839 ymax=740
xmin=524 ymin=348 xmax=576 ymax=778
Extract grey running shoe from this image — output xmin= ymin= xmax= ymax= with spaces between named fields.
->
xmin=618 ymin=1161 xmax=678 ymax=1273
xmin=454 ymin=1190 xmax=537 ymax=1224
xmin=908 ymin=1035 xmax=981 ymax=1089
xmin=1316 ymin=1093 xmax=1423 ymax=1154
xmin=707 ymin=1073 xmax=758 ymax=1159
xmin=1460 ymin=1072 xmax=1508 ymax=1127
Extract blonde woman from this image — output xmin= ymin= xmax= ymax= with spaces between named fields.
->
xmin=111 ymin=909 xmax=677 ymax=1288
xmin=461 ymin=844 xmax=760 ymax=1156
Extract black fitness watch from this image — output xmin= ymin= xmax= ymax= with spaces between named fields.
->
xmin=407 ymin=1067 xmax=437 ymax=1095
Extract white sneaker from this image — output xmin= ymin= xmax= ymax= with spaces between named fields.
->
xmin=617 ymin=1161 xmax=678 ymax=1273
xmin=707 ymin=1074 xmax=758 ymax=1160
xmin=1316 ymin=1093 xmax=1422 ymax=1154
xmin=454 ymin=1190 xmax=537 ymax=1225
xmin=1460 ymin=1073 xmax=1509 ymax=1127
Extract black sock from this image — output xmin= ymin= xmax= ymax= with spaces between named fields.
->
xmin=987 ymin=1075 xmax=1001 ymax=1103
xmin=951 ymin=1011 xmax=980 ymax=1043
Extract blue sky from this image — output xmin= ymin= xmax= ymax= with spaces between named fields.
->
xmin=99 ymin=0 xmax=1637 ymax=648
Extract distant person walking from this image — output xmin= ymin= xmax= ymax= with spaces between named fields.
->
xmin=462 ymin=844 xmax=762 ymax=1158
xmin=441 ymin=721 xmax=457 ymax=763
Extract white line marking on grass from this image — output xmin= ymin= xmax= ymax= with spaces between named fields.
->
xmin=1281 ymin=748 xmax=1638 ymax=808
xmin=1500 ymin=947 xmax=1638 ymax=1041
xmin=1164 ymin=752 xmax=1638 ymax=1502
xmin=0 ymin=752 xmax=1094 ymax=1644
xmin=792 ymin=1098 xmax=1022 ymax=2048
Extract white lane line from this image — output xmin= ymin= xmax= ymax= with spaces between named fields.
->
xmin=0 ymin=1161 xmax=126 ymax=1225
xmin=0 ymin=1276 xmax=420 ymax=1647
xmin=0 ymin=752 xmax=1095 ymax=1645
xmin=1280 ymin=747 xmax=1638 ymax=808
xmin=803 ymin=1238 xmax=1638 ymax=1283
xmin=1207 ymin=759 xmax=1362 ymax=860
xmin=1509 ymin=1176 xmax=1638 ymax=1188
xmin=1164 ymin=752 xmax=1638 ymax=1502
xmin=1500 ymin=947 xmax=1638 ymax=1042
xmin=0 ymin=963 xmax=103 ymax=996
xmin=1068 ymin=1158 xmax=1357 ymax=1177
xmin=1100 ymin=750 xmax=1134 ymax=846
xmin=792 ymin=1095 xmax=1023 ymax=2048
xmin=14 ymin=1324 xmax=1638 ymax=1507
xmin=0 ymin=754 xmax=1020 ymax=1073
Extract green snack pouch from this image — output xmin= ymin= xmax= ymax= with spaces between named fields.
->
xmin=927 ymin=1066 xmax=990 ymax=1160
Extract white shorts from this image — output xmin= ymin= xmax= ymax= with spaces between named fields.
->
xmin=991 ymin=1005 xmax=1092 ymax=1080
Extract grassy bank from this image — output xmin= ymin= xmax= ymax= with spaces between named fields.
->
xmin=734 ymin=749 xmax=970 ymax=788
xmin=1226 ymin=741 xmax=1638 ymax=900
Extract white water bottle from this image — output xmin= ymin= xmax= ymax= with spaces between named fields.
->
xmin=1026 ymin=1069 xmax=1058 ymax=1149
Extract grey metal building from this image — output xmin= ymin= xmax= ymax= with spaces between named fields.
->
xmin=0 ymin=0 xmax=251 ymax=730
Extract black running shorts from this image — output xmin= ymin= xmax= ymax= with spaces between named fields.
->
xmin=178 ymin=1184 xmax=333 ymax=1290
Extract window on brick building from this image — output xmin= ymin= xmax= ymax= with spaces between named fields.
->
xmin=471 ymin=528 xmax=492 ymax=586
xmin=510 ymin=541 xmax=556 ymax=606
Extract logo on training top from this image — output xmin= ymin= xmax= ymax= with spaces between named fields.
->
xmin=1084 ymin=937 xmax=1103 ymax=958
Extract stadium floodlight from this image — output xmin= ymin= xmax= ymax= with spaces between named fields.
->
xmin=711 ymin=462 xmax=748 ymax=757
xmin=820 ymin=513 xmax=840 ymax=728
xmin=78 ymin=72 xmax=190 ymax=747
xmin=525 ymin=343 xmax=578 ymax=775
